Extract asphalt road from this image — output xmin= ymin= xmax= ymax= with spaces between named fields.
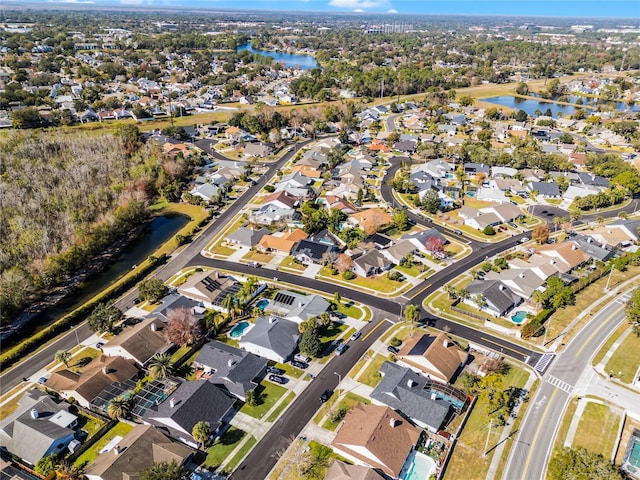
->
xmin=230 ymin=318 xmax=392 ymax=480
xmin=503 ymin=295 xmax=628 ymax=480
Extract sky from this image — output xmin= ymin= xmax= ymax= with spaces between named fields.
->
xmin=23 ymin=0 xmax=640 ymax=18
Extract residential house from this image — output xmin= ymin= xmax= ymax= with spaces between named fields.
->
xmin=366 ymin=233 xmax=394 ymax=250
xmin=46 ymin=355 xmax=138 ymax=408
xmin=265 ymin=290 xmax=330 ymax=323
xmin=331 ymin=404 xmax=422 ymax=479
xmin=536 ymin=242 xmax=591 ymax=273
xmin=192 ymin=341 xmax=267 ymax=401
xmin=177 ymin=270 xmax=244 ymax=311
xmin=0 ymin=390 xmax=78 ymax=465
xmin=101 ymin=317 xmax=171 ymax=367
xmin=84 ymin=425 xmax=194 ymax=480
xmin=370 ymin=361 xmax=453 ymax=432
xmin=250 ymin=204 xmax=299 ymax=225
xmin=528 ymin=182 xmax=561 ymax=198
xmin=381 ymin=239 xmax=418 ymax=265
xmin=484 ymin=269 xmax=544 ymax=300
xmin=227 ymin=226 xmax=271 ymax=248
xmin=238 ymin=316 xmax=301 ymax=363
xmin=321 ymin=195 xmax=358 ymax=215
xmin=401 ymin=229 xmax=448 ymax=254
xmin=464 ymin=280 xmax=523 ymax=317
xmin=324 ymin=461 xmax=385 ymax=480
xmin=189 ymin=182 xmax=220 ymax=203
xmin=292 ymin=239 xmax=339 ymax=265
xmin=348 ymin=208 xmax=393 ymax=234
xmin=571 ymin=235 xmax=614 ymax=262
xmin=257 ymin=229 xmax=309 ymax=255
xmin=244 ymin=142 xmax=271 ymax=158
xmin=276 ymin=172 xmax=313 ymax=197
xmin=262 ymin=191 xmax=300 ymax=210
xmin=582 ymin=221 xmax=639 ymax=247
xmin=479 ymin=203 xmax=524 ymax=224
xmin=577 ymin=173 xmax=610 ymax=188
xmin=352 ymin=249 xmax=394 ymax=277
xmin=397 ymin=333 xmax=469 ymax=384
xmin=458 ymin=207 xmax=501 ymax=231
xmin=508 ymin=254 xmax=562 ymax=282
xmin=464 ymin=163 xmax=491 ymax=178
xmin=144 ymin=380 xmax=235 ymax=447
xmin=393 ymin=140 xmax=417 ymax=153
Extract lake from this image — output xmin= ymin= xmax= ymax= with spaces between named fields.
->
xmin=237 ymin=42 xmax=318 ymax=70
xmin=2 ymin=214 xmax=189 ymax=346
xmin=483 ymin=95 xmax=638 ymax=118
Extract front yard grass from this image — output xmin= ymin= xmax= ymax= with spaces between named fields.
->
xmin=278 ymin=256 xmax=306 ymax=272
xmin=572 ymin=401 xmax=621 ymax=457
xmin=605 ymin=329 xmax=640 ymax=383
xmin=318 ymin=267 xmax=406 ymax=294
xmin=224 ymin=435 xmax=257 ymax=472
xmin=322 ymin=392 xmax=371 ymax=431
xmin=242 ymin=251 xmax=274 ymax=263
xmin=320 ymin=322 xmax=349 ymax=352
xmin=356 ymin=353 xmax=388 ymax=387
xmin=592 ymin=322 xmax=628 ymax=366
xmin=239 ymin=381 xmax=288 ymax=419
xmin=209 ymin=242 xmax=235 ymax=257
xmin=395 ymin=263 xmax=427 ymax=277
xmin=74 ymin=422 xmax=134 ymax=467
xmin=205 ymin=427 xmax=247 ymax=469
xmin=265 ymin=391 xmax=296 ymax=422
xmin=444 ymin=365 xmax=529 ymax=480
xmin=335 ymin=302 xmax=365 ymax=320
xmin=274 ymin=362 xmax=304 ymax=379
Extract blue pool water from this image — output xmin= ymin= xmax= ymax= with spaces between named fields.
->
xmin=256 ymin=299 xmax=269 ymax=310
xmin=229 ymin=321 xmax=251 ymax=339
xmin=511 ymin=311 xmax=528 ymax=324
xmin=428 ymin=390 xmax=464 ymax=411
xmin=402 ymin=451 xmax=436 ymax=480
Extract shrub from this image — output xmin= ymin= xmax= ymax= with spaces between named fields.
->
xmin=264 ymin=185 xmax=275 ymax=193
xmin=522 ymin=319 xmax=543 ymax=339
xmin=390 ymin=337 xmax=402 ymax=347
xmin=342 ymin=271 xmax=356 ymax=280
xmin=483 ymin=225 xmax=496 ymax=235
xmin=387 ymin=271 xmax=403 ymax=281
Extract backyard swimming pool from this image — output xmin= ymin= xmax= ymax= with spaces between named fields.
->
xmin=511 ymin=311 xmax=528 ymax=324
xmin=401 ymin=451 xmax=436 ymax=480
xmin=256 ymin=299 xmax=270 ymax=310
xmin=229 ymin=321 xmax=251 ymax=339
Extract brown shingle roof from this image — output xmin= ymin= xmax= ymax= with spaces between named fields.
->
xmin=398 ymin=333 xmax=468 ymax=383
xmin=324 ymin=460 xmax=385 ymax=480
xmin=331 ymin=404 xmax=421 ymax=478
xmin=102 ymin=317 xmax=170 ymax=365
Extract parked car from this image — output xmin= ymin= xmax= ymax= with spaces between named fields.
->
xmin=96 ymin=342 xmax=104 ymax=349
xmin=520 ymin=237 xmax=530 ymax=243
xmin=350 ymin=331 xmax=362 ymax=341
xmin=387 ymin=345 xmax=399 ymax=354
xmin=248 ymin=261 xmax=261 ymax=268
xmin=331 ymin=311 xmax=346 ymax=320
xmin=320 ymin=389 xmax=333 ymax=402
xmin=269 ymin=374 xmax=286 ymax=384
xmin=294 ymin=353 xmax=311 ymax=363
xmin=266 ymin=366 xmax=285 ymax=375
xmin=453 ymin=229 xmax=462 ymax=235
xmin=291 ymin=360 xmax=308 ymax=369
xmin=38 ymin=377 xmax=48 ymax=385
xmin=335 ymin=343 xmax=348 ymax=355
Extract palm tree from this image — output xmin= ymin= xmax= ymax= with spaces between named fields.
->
xmin=472 ymin=294 xmax=488 ymax=311
xmin=222 ymin=294 xmax=237 ymax=321
xmin=56 ymin=461 xmax=83 ymax=480
xmin=107 ymin=396 xmax=132 ymax=419
xmin=532 ymin=290 xmax=545 ymax=311
xmin=55 ymin=350 xmax=71 ymax=367
xmin=148 ymin=353 xmax=173 ymax=379
xmin=404 ymin=304 xmax=420 ymax=324
xmin=192 ymin=421 xmax=211 ymax=450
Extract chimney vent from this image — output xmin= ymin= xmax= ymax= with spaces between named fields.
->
xmin=443 ymin=338 xmax=450 ymax=348
xmin=169 ymin=398 xmax=176 ymax=408
xmin=103 ymin=367 xmax=110 ymax=375
xmin=431 ymin=392 xmax=437 ymax=401
xmin=228 ymin=359 xmax=236 ymax=367
xmin=269 ymin=316 xmax=277 ymax=324
xmin=114 ymin=445 xmax=121 ymax=455
xmin=150 ymin=322 xmax=157 ymax=332
xmin=389 ymin=418 xmax=399 ymax=428
xmin=406 ymin=379 xmax=415 ymax=388
xmin=30 ymin=409 xmax=39 ymax=420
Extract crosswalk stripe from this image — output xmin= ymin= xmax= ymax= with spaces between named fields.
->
xmin=546 ymin=375 xmax=573 ymax=394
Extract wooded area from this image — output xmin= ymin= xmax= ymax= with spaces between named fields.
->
xmin=0 ymin=127 xmax=161 ymax=324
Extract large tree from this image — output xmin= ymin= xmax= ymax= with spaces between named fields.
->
xmin=138 ymin=278 xmax=169 ymax=303
xmin=299 ymin=328 xmax=323 ymax=358
xmin=107 ymin=396 xmax=132 ymax=419
xmin=87 ymin=302 xmax=123 ymax=334
xmin=139 ymin=461 xmax=186 ymax=480
xmin=404 ymin=304 xmax=420 ymax=324
xmin=148 ymin=353 xmax=173 ymax=379
xmin=55 ymin=350 xmax=71 ymax=367
xmin=165 ymin=307 xmax=203 ymax=347
xmin=548 ymin=447 xmax=623 ymax=480
xmin=192 ymin=421 xmax=211 ymax=450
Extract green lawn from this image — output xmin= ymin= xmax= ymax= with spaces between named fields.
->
xmin=356 ymin=353 xmax=388 ymax=387
xmin=74 ymin=422 xmax=134 ymax=467
xmin=278 ymin=256 xmax=307 ymax=272
xmin=335 ymin=302 xmax=365 ymax=319
xmin=274 ymin=362 xmax=304 ymax=379
xmin=318 ymin=267 xmax=406 ymax=294
xmin=395 ymin=263 xmax=426 ymax=277
xmin=592 ymin=323 xmax=628 ymax=366
xmin=605 ymin=329 xmax=640 ymax=383
xmin=322 ymin=392 xmax=372 ymax=431
xmin=572 ymin=402 xmax=621 ymax=457
xmin=209 ymin=242 xmax=235 ymax=257
xmin=320 ymin=322 xmax=349 ymax=353
xmin=242 ymin=251 xmax=274 ymax=263
xmin=224 ymin=435 xmax=257 ymax=472
xmin=76 ymin=413 xmax=106 ymax=437
xmin=205 ymin=427 xmax=247 ymax=469
xmin=265 ymin=391 xmax=296 ymax=422
xmin=240 ymin=381 xmax=288 ymax=419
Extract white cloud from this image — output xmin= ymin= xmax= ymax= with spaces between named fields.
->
xmin=354 ymin=8 xmax=364 ymax=12
xmin=387 ymin=8 xmax=397 ymax=13
xmin=47 ymin=0 xmax=95 ymax=3
xmin=328 ymin=0 xmax=389 ymax=9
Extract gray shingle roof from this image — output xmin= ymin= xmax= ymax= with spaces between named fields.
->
xmin=238 ymin=316 xmax=300 ymax=361
xmin=371 ymin=362 xmax=451 ymax=431
xmin=466 ymin=280 xmax=522 ymax=316
xmin=193 ymin=341 xmax=266 ymax=400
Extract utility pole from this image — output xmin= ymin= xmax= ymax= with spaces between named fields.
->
xmin=381 ymin=77 xmax=384 ymax=100
xmin=604 ymin=263 xmax=615 ymax=292
xmin=484 ymin=419 xmax=493 ymax=457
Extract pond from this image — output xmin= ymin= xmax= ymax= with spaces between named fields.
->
xmin=2 ymin=214 xmax=189 ymax=346
xmin=237 ymin=42 xmax=318 ymax=70
xmin=483 ymin=95 xmax=638 ymax=118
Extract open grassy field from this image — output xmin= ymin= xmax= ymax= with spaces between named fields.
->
xmin=605 ymin=330 xmax=640 ymax=383
xmin=572 ymin=402 xmax=621 ymax=457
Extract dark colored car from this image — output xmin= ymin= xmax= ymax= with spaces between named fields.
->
xmin=335 ymin=343 xmax=348 ymax=355
xmin=320 ymin=389 xmax=333 ymax=402
xmin=387 ymin=345 xmax=399 ymax=354
xmin=96 ymin=342 xmax=104 ymax=349
xmin=291 ymin=360 xmax=308 ymax=369
xmin=332 ymin=312 xmax=346 ymax=319
xmin=266 ymin=366 xmax=285 ymax=375
xmin=269 ymin=375 xmax=286 ymax=384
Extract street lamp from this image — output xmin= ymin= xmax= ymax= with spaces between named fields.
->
xmin=334 ymin=371 xmax=342 ymax=398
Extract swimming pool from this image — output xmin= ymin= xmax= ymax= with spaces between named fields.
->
xmin=401 ymin=451 xmax=436 ymax=480
xmin=256 ymin=299 xmax=269 ymax=310
xmin=229 ymin=321 xmax=251 ymax=339
xmin=511 ymin=311 xmax=528 ymax=324
xmin=623 ymin=433 xmax=640 ymax=475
